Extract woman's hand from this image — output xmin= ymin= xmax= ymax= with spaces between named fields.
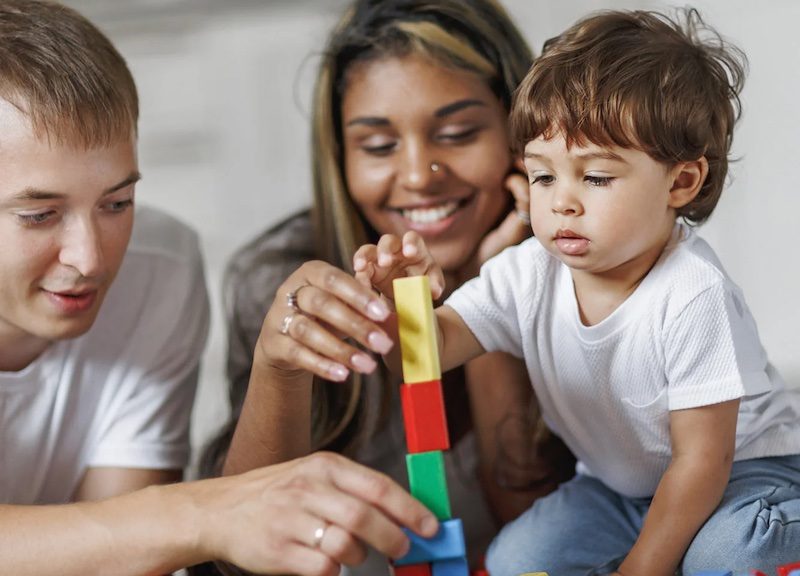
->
xmin=257 ymin=260 xmax=395 ymax=383
xmin=460 ymin=167 xmax=531 ymax=283
xmin=196 ymin=452 xmax=439 ymax=575
xmin=352 ymin=231 xmax=445 ymax=302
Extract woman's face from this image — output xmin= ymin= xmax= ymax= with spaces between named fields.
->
xmin=341 ymin=54 xmax=512 ymax=273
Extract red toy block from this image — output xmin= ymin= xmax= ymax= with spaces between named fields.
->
xmin=778 ymin=561 xmax=800 ymax=576
xmin=393 ymin=563 xmax=432 ymax=576
xmin=401 ymin=380 xmax=450 ymax=453
xmin=470 ymin=570 xmax=489 ymax=576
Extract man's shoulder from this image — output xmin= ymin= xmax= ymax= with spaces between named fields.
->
xmin=125 ymin=205 xmax=202 ymax=268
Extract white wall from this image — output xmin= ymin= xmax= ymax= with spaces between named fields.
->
xmin=65 ymin=1 xmax=800 ymax=471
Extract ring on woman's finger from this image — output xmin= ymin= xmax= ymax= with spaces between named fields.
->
xmin=286 ymin=283 xmax=311 ymax=311
xmin=312 ymin=522 xmax=328 ymax=549
xmin=280 ymin=312 xmax=298 ymax=336
xmin=515 ymin=208 xmax=531 ymax=225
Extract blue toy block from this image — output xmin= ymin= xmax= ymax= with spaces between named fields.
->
xmin=395 ymin=518 xmax=465 ymax=566
xmin=431 ymin=556 xmax=469 ymax=576
xmin=691 ymin=572 xmax=732 ymax=576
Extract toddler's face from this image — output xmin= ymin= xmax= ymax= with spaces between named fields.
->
xmin=522 ymin=132 xmax=679 ymax=281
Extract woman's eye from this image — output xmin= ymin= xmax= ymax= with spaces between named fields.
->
xmin=438 ymin=127 xmax=480 ymax=143
xmin=360 ymin=136 xmax=397 ymax=155
xmin=585 ymin=175 xmax=614 ymax=186
xmin=530 ymin=174 xmax=554 ymax=186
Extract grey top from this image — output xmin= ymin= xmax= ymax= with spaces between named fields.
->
xmin=224 ymin=211 xmax=496 ymax=574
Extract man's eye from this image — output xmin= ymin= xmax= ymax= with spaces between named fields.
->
xmin=17 ymin=211 xmax=55 ymax=226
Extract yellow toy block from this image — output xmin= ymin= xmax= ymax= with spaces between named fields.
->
xmin=518 ymin=573 xmax=549 ymax=576
xmin=393 ymin=276 xmax=441 ymax=384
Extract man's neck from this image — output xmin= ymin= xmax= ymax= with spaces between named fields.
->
xmin=0 ymin=330 xmax=51 ymax=372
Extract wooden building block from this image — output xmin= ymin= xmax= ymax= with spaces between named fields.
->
xmin=393 ymin=563 xmax=432 ymax=576
xmin=407 ymin=451 xmax=451 ymax=520
xmin=432 ymin=557 xmax=469 ymax=576
xmin=394 ymin=276 xmax=441 ymax=384
xmin=401 ymin=380 xmax=450 ymax=453
xmin=396 ymin=518 xmax=465 ymax=565
xmin=778 ymin=562 xmax=800 ymax=576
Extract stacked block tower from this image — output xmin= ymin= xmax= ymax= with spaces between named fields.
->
xmin=391 ymin=276 xmax=469 ymax=576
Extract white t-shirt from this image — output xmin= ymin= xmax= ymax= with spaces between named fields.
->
xmin=446 ymin=223 xmax=800 ymax=498
xmin=0 ymin=206 xmax=209 ymax=505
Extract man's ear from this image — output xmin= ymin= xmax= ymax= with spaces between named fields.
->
xmin=668 ymin=157 xmax=709 ymax=209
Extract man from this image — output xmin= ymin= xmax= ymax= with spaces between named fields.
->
xmin=0 ymin=2 xmax=437 ymax=575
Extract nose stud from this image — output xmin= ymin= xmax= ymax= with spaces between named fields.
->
xmin=430 ymin=162 xmax=441 ymax=173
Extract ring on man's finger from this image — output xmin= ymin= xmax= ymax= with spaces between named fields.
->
xmin=515 ymin=208 xmax=531 ymax=225
xmin=312 ymin=522 xmax=328 ymax=549
xmin=280 ymin=312 xmax=298 ymax=336
xmin=286 ymin=283 xmax=311 ymax=311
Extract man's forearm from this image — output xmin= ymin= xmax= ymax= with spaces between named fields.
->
xmin=619 ymin=458 xmax=730 ymax=576
xmin=0 ymin=483 xmax=202 ymax=576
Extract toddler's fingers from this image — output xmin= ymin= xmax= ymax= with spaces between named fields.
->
xmin=376 ymin=234 xmax=403 ymax=268
xmin=353 ymin=244 xmax=378 ymax=273
xmin=401 ymin=231 xmax=445 ymax=299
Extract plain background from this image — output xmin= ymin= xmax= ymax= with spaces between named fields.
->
xmin=63 ymin=0 xmax=800 ymax=473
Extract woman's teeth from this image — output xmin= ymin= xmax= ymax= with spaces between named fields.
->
xmin=401 ymin=201 xmax=460 ymax=224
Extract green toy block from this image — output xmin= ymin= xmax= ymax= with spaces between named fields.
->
xmin=406 ymin=451 xmax=451 ymax=520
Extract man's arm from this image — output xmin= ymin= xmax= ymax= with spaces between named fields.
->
xmin=616 ymin=398 xmax=739 ymax=576
xmin=74 ymin=467 xmax=181 ymax=501
xmin=0 ymin=452 xmax=438 ymax=576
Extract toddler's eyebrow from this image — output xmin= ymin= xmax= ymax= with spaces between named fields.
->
xmin=524 ymin=150 xmax=627 ymax=163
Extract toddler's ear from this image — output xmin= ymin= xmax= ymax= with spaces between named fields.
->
xmin=668 ymin=157 xmax=709 ymax=208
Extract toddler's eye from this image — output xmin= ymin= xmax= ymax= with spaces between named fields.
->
xmin=530 ymin=174 xmax=554 ymax=186
xmin=585 ymin=175 xmax=613 ymax=186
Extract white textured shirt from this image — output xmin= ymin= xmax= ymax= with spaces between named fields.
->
xmin=446 ymin=223 xmax=800 ymax=497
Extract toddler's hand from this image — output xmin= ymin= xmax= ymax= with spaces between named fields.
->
xmin=353 ymin=232 xmax=445 ymax=302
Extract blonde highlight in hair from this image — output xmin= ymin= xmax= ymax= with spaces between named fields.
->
xmin=0 ymin=0 xmax=138 ymax=148
xmin=309 ymin=0 xmax=532 ymax=453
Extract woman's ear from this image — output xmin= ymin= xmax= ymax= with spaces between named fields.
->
xmin=668 ymin=157 xmax=709 ymax=209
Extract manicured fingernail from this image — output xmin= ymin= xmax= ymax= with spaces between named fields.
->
xmin=378 ymin=253 xmax=392 ymax=267
xmin=351 ymin=353 xmax=377 ymax=373
xmin=367 ymin=300 xmax=389 ymax=320
xmin=368 ymin=331 xmax=393 ymax=354
xmin=353 ymin=257 xmax=365 ymax=271
xmin=402 ymin=243 xmax=417 ymax=257
xmin=421 ymin=516 xmax=439 ymax=536
xmin=328 ymin=364 xmax=349 ymax=381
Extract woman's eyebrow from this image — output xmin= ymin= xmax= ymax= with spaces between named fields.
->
xmin=345 ymin=116 xmax=390 ymax=127
xmin=435 ymin=98 xmax=487 ymax=118
xmin=345 ymin=98 xmax=488 ymax=127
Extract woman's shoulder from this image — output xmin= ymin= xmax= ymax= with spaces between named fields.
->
xmin=225 ymin=210 xmax=316 ymax=314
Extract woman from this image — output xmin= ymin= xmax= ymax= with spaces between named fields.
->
xmin=199 ymin=0 xmax=574 ymax=573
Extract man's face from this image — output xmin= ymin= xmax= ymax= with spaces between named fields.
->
xmin=0 ymin=99 xmax=139 ymax=364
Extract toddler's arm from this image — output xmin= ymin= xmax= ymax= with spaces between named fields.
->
xmin=353 ymin=232 xmax=485 ymax=372
xmin=616 ymin=398 xmax=740 ymax=576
